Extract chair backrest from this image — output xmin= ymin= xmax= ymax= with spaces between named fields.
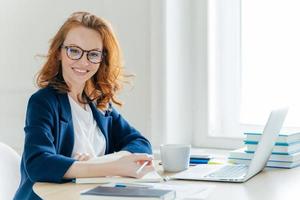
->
xmin=0 ymin=142 xmax=21 ymax=200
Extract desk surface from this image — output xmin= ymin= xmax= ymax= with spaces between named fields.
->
xmin=34 ymin=164 xmax=300 ymax=200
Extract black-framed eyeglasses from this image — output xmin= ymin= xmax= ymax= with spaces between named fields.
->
xmin=61 ymin=44 xmax=103 ymax=64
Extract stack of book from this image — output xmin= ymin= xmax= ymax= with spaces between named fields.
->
xmin=228 ymin=131 xmax=300 ymax=168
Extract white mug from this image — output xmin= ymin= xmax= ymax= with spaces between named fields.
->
xmin=160 ymin=144 xmax=191 ymax=172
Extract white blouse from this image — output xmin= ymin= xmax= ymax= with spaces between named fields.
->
xmin=68 ymin=95 xmax=106 ymax=158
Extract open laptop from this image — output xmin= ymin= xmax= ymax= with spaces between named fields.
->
xmin=172 ymin=108 xmax=288 ymax=183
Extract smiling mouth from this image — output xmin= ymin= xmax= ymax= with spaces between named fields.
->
xmin=72 ymin=67 xmax=90 ymax=74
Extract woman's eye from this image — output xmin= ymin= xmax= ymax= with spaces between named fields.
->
xmin=89 ymin=51 xmax=101 ymax=58
xmin=69 ymin=48 xmax=80 ymax=54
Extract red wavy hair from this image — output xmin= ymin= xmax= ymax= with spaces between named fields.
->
xmin=37 ymin=11 xmax=126 ymax=110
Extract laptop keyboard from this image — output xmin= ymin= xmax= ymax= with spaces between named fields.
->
xmin=205 ymin=165 xmax=248 ymax=178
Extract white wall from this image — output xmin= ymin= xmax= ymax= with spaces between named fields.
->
xmin=0 ymin=0 xmax=153 ymax=152
xmin=0 ymin=0 xmax=211 ymax=152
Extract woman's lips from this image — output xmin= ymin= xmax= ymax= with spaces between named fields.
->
xmin=72 ymin=67 xmax=90 ymax=75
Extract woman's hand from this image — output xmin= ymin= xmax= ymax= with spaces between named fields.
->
xmin=74 ymin=153 xmax=91 ymax=161
xmin=64 ymin=153 xmax=154 ymax=179
xmin=111 ymin=154 xmax=154 ymax=178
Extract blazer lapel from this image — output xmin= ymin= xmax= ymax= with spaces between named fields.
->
xmin=56 ymin=92 xmax=74 ymax=156
xmin=57 ymin=93 xmax=72 ymax=122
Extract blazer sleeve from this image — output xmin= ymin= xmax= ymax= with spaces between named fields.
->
xmin=23 ymin=94 xmax=75 ymax=183
xmin=109 ymin=106 xmax=152 ymax=154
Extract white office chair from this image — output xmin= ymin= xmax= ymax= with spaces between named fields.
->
xmin=0 ymin=142 xmax=21 ymax=200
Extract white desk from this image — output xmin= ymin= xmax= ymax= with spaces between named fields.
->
xmin=33 ymin=164 xmax=300 ymax=200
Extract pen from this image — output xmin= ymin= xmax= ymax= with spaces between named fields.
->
xmin=114 ymin=183 xmax=153 ymax=188
xmin=136 ymin=161 xmax=150 ymax=174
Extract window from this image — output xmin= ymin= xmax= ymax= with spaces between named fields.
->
xmin=241 ymin=0 xmax=300 ymax=129
xmin=207 ymin=0 xmax=300 ymax=148
xmin=208 ymin=0 xmax=242 ymax=139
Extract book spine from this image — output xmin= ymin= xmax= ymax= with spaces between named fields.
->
xmin=228 ymin=153 xmax=296 ymax=162
xmin=244 ymin=140 xmax=300 ymax=146
xmin=246 ymin=144 xmax=300 ymax=153
xmin=246 ymin=135 xmax=288 ymax=143
xmin=245 ymin=132 xmax=300 ymax=144
xmin=228 ymin=158 xmax=296 ymax=168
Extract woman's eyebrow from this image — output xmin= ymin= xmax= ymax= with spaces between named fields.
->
xmin=63 ymin=43 xmax=79 ymax=46
xmin=90 ymin=47 xmax=102 ymax=51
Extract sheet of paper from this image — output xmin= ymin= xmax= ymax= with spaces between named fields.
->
xmin=146 ymin=183 xmax=216 ymax=200
xmin=76 ymin=170 xmax=164 ymax=184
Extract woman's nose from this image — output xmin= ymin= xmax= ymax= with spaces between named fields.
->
xmin=79 ymin=52 xmax=90 ymax=66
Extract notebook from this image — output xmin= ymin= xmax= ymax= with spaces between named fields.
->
xmin=172 ymin=108 xmax=288 ymax=182
xmin=75 ymin=170 xmax=164 ymax=184
xmin=80 ymin=186 xmax=176 ymax=200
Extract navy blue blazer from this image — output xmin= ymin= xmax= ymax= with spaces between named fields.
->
xmin=14 ymin=87 xmax=152 ymax=200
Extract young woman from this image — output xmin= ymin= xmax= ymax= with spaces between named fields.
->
xmin=14 ymin=12 xmax=153 ymax=200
